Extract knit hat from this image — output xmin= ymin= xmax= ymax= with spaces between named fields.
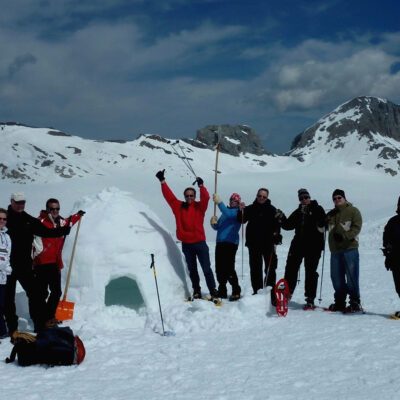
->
xmin=298 ymin=188 xmax=310 ymax=200
xmin=332 ymin=189 xmax=345 ymax=199
xmin=230 ymin=193 xmax=241 ymax=203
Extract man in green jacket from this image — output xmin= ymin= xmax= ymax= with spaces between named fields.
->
xmin=327 ymin=189 xmax=362 ymax=312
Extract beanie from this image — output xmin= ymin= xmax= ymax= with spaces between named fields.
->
xmin=332 ymin=189 xmax=345 ymax=199
xmin=298 ymin=188 xmax=310 ymax=200
xmin=230 ymin=193 xmax=241 ymax=203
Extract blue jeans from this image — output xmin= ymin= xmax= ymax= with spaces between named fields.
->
xmin=330 ymin=248 xmax=360 ymax=305
xmin=182 ymin=241 xmax=216 ymax=293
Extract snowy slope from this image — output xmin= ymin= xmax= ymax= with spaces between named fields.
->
xmin=0 ymin=121 xmax=399 ymax=400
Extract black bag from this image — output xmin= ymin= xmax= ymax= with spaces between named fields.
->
xmin=6 ymin=326 xmax=85 ymax=367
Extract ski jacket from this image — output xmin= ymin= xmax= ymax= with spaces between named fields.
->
xmin=6 ymin=205 xmax=69 ymax=269
xmin=33 ymin=211 xmax=81 ymax=270
xmin=281 ymin=200 xmax=326 ymax=252
xmin=161 ymin=182 xmax=209 ymax=243
xmin=211 ymin=202 xmax=241 ymax=245
xmin=239 ymin=199 xmax=281 ymax=248
xmin=383 ymin=214 xmax=400 ymax=260
xmin=0 ymin=226 xmax=12 ymax=284
xmin=327 ymin=202 xmax=362 ymax=254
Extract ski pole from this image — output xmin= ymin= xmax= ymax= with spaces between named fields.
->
xmin=264 ymin=246 xmax=275 ymax=289
xmin=168 ymin=140 xmax=197 ymax=179
xmin=150 ymin=254 xmax=165 ymax=336
xmin=318 ymin=229 xmax=326 ymax=303
xmin=241 ymin=209 xmax=244 ymax=281
xmin=213 ymin=142 xmax=221 ymax=217
xmin=177 ymin=142 xmax=197 ymax=179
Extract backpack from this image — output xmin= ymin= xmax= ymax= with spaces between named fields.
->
xmin=6 ymin=326 xmax=86 ymax=367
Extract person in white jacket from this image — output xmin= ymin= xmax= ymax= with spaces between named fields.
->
xmin=0 ymin=207 xmax=12 ymax=339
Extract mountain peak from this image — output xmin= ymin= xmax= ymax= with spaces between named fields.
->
xmin=287 ymin=96 xmax=400 ymax=176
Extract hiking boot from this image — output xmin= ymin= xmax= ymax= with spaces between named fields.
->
xmin=304 ymin=298 xmax=315 ymax=310
xmin=346 ymin=302 xmax=362 ymax=313
xmin=229 ymin=294 xmax=240 ymax=302
xmin=210 ymin=289 xmax=219 ymax=299
xmin=45 ymin=318 xmax=61 ymax=329
xmin=192 ymin=290 xmax=202 ymax=299
xmin=328 ymin=303 xmax=346 ymax=312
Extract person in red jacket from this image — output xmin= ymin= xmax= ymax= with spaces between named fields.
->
xmin=156 ymin=169 xmax=218 ymax=299
xmin=32 ymin=198 xmax=84 ymax=327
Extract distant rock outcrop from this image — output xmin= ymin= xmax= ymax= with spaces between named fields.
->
xmin=287 ymin=96 xmax=400 ymax=175
xmin=182 ymin=124 xmax=270 ymax=156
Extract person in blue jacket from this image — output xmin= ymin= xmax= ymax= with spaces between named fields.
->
xmin=211 ymin=193 xmax=242 ymax=301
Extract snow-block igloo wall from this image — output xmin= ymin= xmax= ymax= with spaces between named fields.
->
xmin=62 ymin=187 xmax=190 ymax=312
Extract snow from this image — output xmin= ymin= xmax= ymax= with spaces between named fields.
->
xmin=0 ymin=127 xmax=400 ymax=400
xmin=224 ymin=137 xmax=241 ymax=145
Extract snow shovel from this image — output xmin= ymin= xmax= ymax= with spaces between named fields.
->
xmin=55 ymin=217 xmax=82 ymax=321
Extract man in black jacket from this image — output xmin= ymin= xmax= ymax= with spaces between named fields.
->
xmin=383 ymin=196 xmax=400 ymax=316
xmin=239 ymin=188 xmax=283 ymax=299
xmin=5 ymin=192 xmax=71 ymax=337
xmin=281 ymin=188 xmax=326 ymax=309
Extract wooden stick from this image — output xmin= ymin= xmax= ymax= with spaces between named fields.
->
xmin=62 ymin=217 xmax=82 ymax=301
xmin=214 ymin=142 xmax=221 ymax=216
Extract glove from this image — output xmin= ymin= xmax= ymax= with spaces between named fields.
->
xmin=273 ymin=233 xmax=282 ymax=245
xmin=213 ymin=194 xmax=222 ymax=204
xmin=275 ymin=209 xmax=285 ymax=222
xmin=61 ymin=225 xmax=71 ymax=236
xmin=210 ymin=216 xmax=218 ymax=226
xmin=333 ymin=232 xmax=343 ymax=242
xmin=11 ymin=331 xmax=36 ymax=344
xmin=78 ymin=210 xmax=86 ymax=216
xmin=194 ymin=177 xmax=203 ymax=187
xmin=156 ymin=169 xmax=165 ymax=182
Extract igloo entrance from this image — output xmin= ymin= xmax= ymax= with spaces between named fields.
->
xmin=105 ymin=277 xmax=145 ymax=310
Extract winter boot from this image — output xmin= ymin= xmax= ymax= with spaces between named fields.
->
xmin=218 ymin=285 xmax=227 ymax=299
xmin=270 ymin=288 xmax=277 ymax=307
xmin=303 ymin=298 xmax=316 ymax=310
xmin=346 ymin=301 xmax=362 ymax=313
xmin=192 ymin=290 xmax=202 ymax=299
xmin=328 ymin=302 xmax=346 ymax=312
xmin=229 ymin=293 xmax=240 ymax=302
xmin=210 ymin=289 xmax=220 ymax=299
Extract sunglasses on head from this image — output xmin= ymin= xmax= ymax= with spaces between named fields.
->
xmin=333 ymin=196 xmax=343 ymax=201
xmin=299 ymin=195 xmax=310 ymax=201
xmin=49 ymin=207 xmax=60 ymax=211
xmin=0 ymin=217 xmax=7 ymax=221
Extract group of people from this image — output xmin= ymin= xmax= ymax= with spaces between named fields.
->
xmin=156 ymin=169 xmax=400 ymax=313
xmin=0 ymin=192 xmax=84 ymax=342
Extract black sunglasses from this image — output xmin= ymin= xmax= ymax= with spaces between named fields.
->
xmin=333 ymin=196 xmax=343 ymax=201
xmin=49 ymin=207 xmax=60 ymax=211
xmin=299 ymin=195 xmax=310 ymax=201
xmin=257 ymin=194 xmax=268 ymax=199
xmin=184 ymin=194 xmax=195 ymax=198
xmin=0 ymin=217 xmax=7 ymax=221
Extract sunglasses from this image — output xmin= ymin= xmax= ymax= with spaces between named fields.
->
xmin=333 ymin=196 xmax=343 ymax=201
xmin=185 ymin=194 xmax=195 ymax=198
xmin=14 ymin=200 xmax=26 ymax=205
xmin=49 ymin=207 xmax=60 ymax=211
xmin=257 ymin=195 xmax=268 ymax=199
xmin=0 ymin=217 xmax=7 ymax=221
xmin=299 ymin=195 xmax=310 ymax=201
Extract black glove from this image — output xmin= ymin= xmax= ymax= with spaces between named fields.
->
xmin=78 ymin=210 xmax=86 ymax=216
xmin=273 ymin=233 xmax=282 ymax=245
xmin=61 ymin=225 xmax=71 ymax=236
xmin=194 ymin=177 xmax=203 ymax=187
xmin=333 ymin=232 xmax=343 ymax=242
xmin=156 ymin=169 xmax=165 ymax=182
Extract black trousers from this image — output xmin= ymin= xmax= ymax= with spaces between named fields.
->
xmin=5 ymin=264 xmax=45 ymax=334
xmin=248 ymin=245 xmax=277 ymax=293
xmin=34 ymin=263 xmax=62 ymax=321
xmin=284 ymin=243 xmax=321 ymax=300
xmin=215 ymin=242 xmax=241 ymax=296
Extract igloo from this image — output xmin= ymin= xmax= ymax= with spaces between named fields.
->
xmin=61 ymin=187 xmax=190 ymax=313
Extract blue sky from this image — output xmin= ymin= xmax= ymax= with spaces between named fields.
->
xmin=1 ymin=0 xmax=400 ymax=153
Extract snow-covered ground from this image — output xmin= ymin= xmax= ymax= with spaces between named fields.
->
xmin=0 ymin=145 xmax=399 ymax=400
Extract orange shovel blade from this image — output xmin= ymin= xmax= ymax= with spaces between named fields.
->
xmin=55 ymin=299 xmax=75 ymax=321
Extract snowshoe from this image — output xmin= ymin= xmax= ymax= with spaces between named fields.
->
xmin=389 ymin=311 xmax=400 ymax=320
xmin=303 ymin=299 xmax=316 ymax=311
xmin=274 ymin=278 xmax=290 ymax=317
xmin=324 ymin=303 xmax=346 ymax=312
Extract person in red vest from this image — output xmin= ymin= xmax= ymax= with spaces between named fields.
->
xmin=156 ymin=169 xmax=218 ymax=299
xmin=32 ymin=198 xmax=84 ymax=327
